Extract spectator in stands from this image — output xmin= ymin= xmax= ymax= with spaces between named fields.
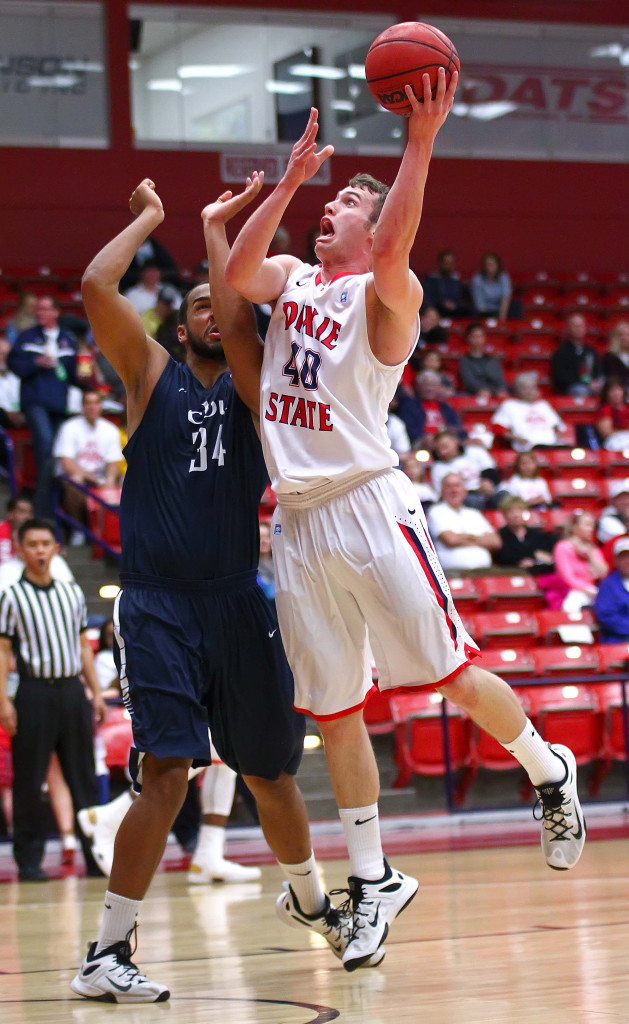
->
xmin=418 ymin=348 xmax=455 ymax=397
xmin=0 ymin=495 xmax=74 ymax=589
xmin=395 ymin=370 xmax=465 ymax=448
xmin=0 ymin=493 xmax=34 ymax=565
xmin=494 ymin=496 xmax=557 ymax=572
xmin=430 ymin=429 xmax=497 ymax=508
xmin=418 ymin=306 xmax=449 ymax=346
xmin=422 ymin=249 xmax=468 ymax=319
xmin=458 ymin=323 xmax=507 ymax=398
xmin=53 ymin=390 xmax=123 ymax=543
xmin=601 ymin=321 xmax=629 ymax=392
xmin=0 ymin=332 xmax=25 ymax=429
xmin=8 ymin=295 xmax=79 ymax=516
xmin=470 ymin=252 xmax=519 ymax=322
xmin=492 ymin=372 xmax=566 ymax=452
xmin=94 ymin=619 xmax=120 ymax=698
xmin=426 ymin=473 xmax=501 ymax=571
xmin=5 ymin=292 xmax=37 ymax=346
xmin=119 ymin=233 xmax=180 ymax=292
xmin=386 ymin=402 xmax=411 ymax=456
xmin=551 ymin=313 xmax=604 ymax=397
xmin=500 ymin=451 xmax=552 ymax=508
xmin=594 ymin=537 xmax=629 ymax=643
xmin=553 ymin=511 xmax=607 ymax=612
xmin=399 ymin=452 xmax=437 ymax=507
xmin=257 ymin=520 xmax=276 ymax=607
xmin=124 ymin=260 xmax=181 ymax=316
xmin=597 ymin=377 xmax=629 ymax=451
xmin=597 ymin=480 xmax=629 ymax=545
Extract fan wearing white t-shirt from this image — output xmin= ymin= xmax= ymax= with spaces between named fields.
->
xmin=491 ymin=373 xmax=565 ymax=452
xmin=427 ymin=473 xmax=501 ymax=571
xmin=53 ymin=391 xmax=123 ymax=540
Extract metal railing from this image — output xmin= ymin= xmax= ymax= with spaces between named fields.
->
xmin=52 ymin=474 xmax=121 ymax=560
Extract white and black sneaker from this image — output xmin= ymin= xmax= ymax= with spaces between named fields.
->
xmin=534 ymin=743 xmax=586 ymax=871
xmin=276 ymin=883 xmax=385 ymax=967
xmin=71 ymin=927 xmax=169 ymax=1003
xmin=340 ymin=860 xmax=418 ymax=973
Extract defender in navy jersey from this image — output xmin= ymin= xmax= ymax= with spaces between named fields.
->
xmin=72 ymin=180 xmax=364 ymax=1004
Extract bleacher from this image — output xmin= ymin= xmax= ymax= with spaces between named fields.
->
xmin=3 ymin=264 xmax=629 ymax=813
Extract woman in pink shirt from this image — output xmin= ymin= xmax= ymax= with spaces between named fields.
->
xmin=553 ymin=512 xmax=608 ymax=612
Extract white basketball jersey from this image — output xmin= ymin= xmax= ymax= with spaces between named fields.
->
xmin=261 ymin=263 xmax=414 ymax=497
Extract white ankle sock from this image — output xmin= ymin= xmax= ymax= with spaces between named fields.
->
xmin=501 ymin=719 xmax=565 ymax=787
xmin=339 ymin=804 xmax=385 ymax=881
xmin=279 ymin=852 xmax=326 ymax=916
xmin=96 ymin=891 xmax=141 ymax=953
xmin=194 ymin=824 xmax=225 ymax=861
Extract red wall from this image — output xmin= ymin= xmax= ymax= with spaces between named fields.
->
xmin=2 ymin=0 xmax=628 ymax=278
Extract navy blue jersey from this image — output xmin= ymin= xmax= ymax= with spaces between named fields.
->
xmin=120 ymin=360 xmax=267 ymax=580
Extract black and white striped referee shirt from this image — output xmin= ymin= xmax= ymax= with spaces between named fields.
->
xmin=0 ymin=575 xmax=88 ymax=679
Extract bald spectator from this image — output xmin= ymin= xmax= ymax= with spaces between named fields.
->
xmin=597 ymin=480 xmax=629 ymax=545
xmin=492 ymin=372 xmax=566 ymax=452
xmin=427 ymin=473 xmax=501 ymax=571
xmin=594 ymin=537 xmax=629 ymax=643
xmin=551 ymin=313 xmax=603 ymax=397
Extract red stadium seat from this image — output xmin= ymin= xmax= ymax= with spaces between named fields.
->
xmin=523 ymin=682 xmax=601 ymax=766
xmin=545 ymin=448 xmax=607 ymax=480
xmin=447 ymin=577 xmax=480 ymax=610
xmin=475 ymin=646 xmax=536 ymax=676
xmin=474 ymin=576 xmax=545 ymax=612
xmin=101 ymin=705 xmax=133 ymax=770
xmin=548 ymin=477 xmax=603 ymax=512
xmin=605 ymin=453 xmax=629 ymax=479
xmin=470 ymin=611 xmax=539 ymax=650
xmin=552 ymin=396 xmax=599 ymax=426
xmin=390 ymin=692 xmax=473 ymax=801
xmin=546 ymin=507 xmax=575 ymax=531
xmin=535 ymin=609 xmax=597 ymax=647
xmin=601 ymin=478 xmax=629 ymax=502
xmin=589 ymin=643 xmax=629 ymax=792
xmin=532 ymin=644 xmax=600 ymax=676
xmin=449 ymin=395 xmax=500 ymax=429
xmin=363 ymin=686 xmax=394 ymax=735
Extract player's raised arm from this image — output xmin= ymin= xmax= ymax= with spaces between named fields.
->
xmin=225 ymin=109 xmax=334 ymax=302
xmin=201 ymin=179 xmax=265 ymax=415
xmin=81 ymin=179 xmax=169 ymax=420
xmin=368 ymin=68 xmax=458 ymax=365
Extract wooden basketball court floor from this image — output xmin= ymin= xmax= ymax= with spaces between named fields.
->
xmin=1 ymin=838 xmax=629 ymax=1024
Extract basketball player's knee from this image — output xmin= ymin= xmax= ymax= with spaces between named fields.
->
xmin=317 ymin=709 xmax=365 ymax=744
xmin=243 ymin=771 xmax=296 ymax=807
xmin=141 ymin=756 xmax=190 ymax=813
xmin=438 ymin=665 xmax=486 ymax=712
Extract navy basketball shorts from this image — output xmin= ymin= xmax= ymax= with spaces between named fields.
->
xmin=112 ymin=572 xmax=305 ymax=781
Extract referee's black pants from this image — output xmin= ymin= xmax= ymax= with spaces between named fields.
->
xmin=11 ymin=676 xmax=98 ymax=875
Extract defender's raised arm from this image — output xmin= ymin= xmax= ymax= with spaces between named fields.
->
xmin=225 ymin=109 xmax=334 ymax=303
xmin=81 ymin=179 xmax=169 ymax=429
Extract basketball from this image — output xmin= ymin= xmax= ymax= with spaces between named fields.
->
xmin=365 ymin=22 xmax=460 ymax=116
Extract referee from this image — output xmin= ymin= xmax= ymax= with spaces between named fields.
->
xmin=0 ymin=518 xmax=105 ymax=881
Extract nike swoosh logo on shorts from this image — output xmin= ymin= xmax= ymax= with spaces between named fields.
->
xmin=408 ymin=508 xmax=416 ymax=515
xmin=268 ymin=629 xmax=277 ymax=638
xmin=354 ymin=815 xmax=377 ymax=825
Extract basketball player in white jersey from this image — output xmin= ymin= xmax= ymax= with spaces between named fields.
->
xmin=224 ymin=69 xmax=585 ymax=971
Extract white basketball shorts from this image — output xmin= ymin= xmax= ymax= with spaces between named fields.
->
xmin=271 ymin=470 xmax=479 ymax=720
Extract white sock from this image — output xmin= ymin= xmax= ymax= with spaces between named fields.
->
xmin=95 ymin=891 xmax=141 ymax=953
xmin=95 ymin=790 xmax=134 ymax=830
xmin=501 ymin=719 xmax=565 ymax=787
xmin=193 ymin=824 xmax=225 ymax=862
xmin=200 ymin=763 xmax=237 ymax=818
xmin=279 ymin=852 xmax=326 ymax=916
xmin=339 ymin=804 xmax=385 ymax=881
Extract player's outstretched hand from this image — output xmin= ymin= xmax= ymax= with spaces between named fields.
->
xmin=201 ymin=174 xmax=265 ymax=226
xmin=129 ymin=178 xmax=165 ymax=221
xmin=406 ymin=67 xmax=458 ymax=142
xmin=283 ymin=107 xmax=334 ymax=190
